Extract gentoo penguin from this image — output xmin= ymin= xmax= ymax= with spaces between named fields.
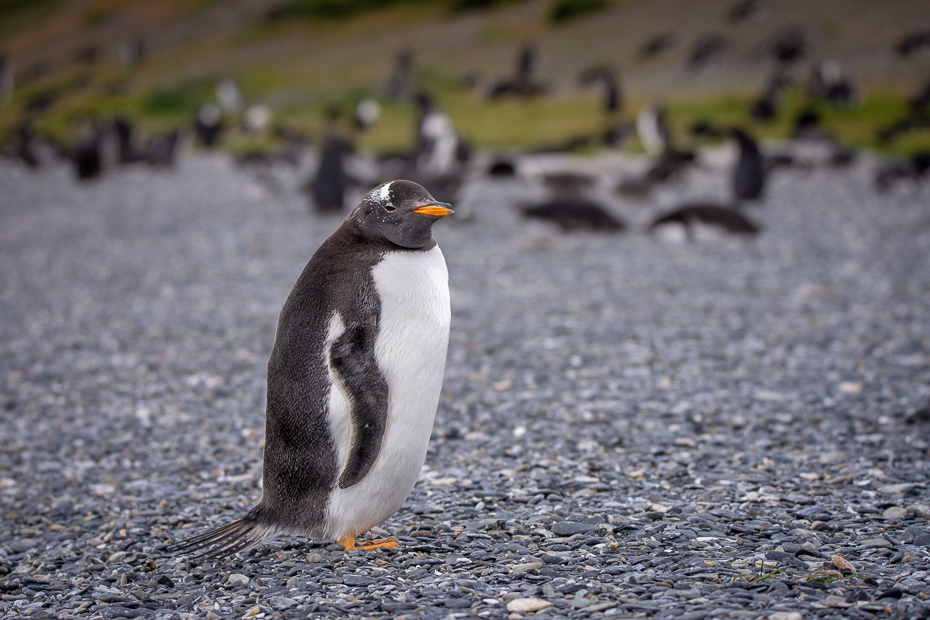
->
xmin=649 ymin=203 xmax=760 ymax=240
xmin=520 ymin=173 xmax=625 ymax=232
xmin=726 ymin=0 xmax=766 ymax=24
xmin=114 ymin=116 xmax=138 ymax=164
xmin=639 ymin=33 xmax=675 ymax=59
xmin=578 ymin=65 xmax=626 ymax=146
xmin=750 ymin=72 xmax=793 ymax=122
xmin=636 ymin=103 xmax=670 ymax=155
xmin=309 ymin=109 xmax=355 ymax=213
xmin=765 ymin=26 xmax=806 ymax=64
xmin=70 ymin=117 xmax=103 ymax=180
xmin=896 ymin=31 xmax=930 ymax=57
xmin=874 ymin=152 xmax=930 ymax=192
xmin=520 ymin=197 xmax=624 ymax=232
xmin=732 ymin=128 xmax=764 ymax=201
xmin=14 ymin=120 xmax=39 ymax=168
xmin=195 ymin=104 xmax=223 ymax=148
xmin=169 ymin=180 xmax=453 ymax=558
xmin=906 ymin=396 xmax=930 ymax=424
xmin=689 ymin=34 xmax=727 ymax=69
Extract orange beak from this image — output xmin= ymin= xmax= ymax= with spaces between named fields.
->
xmin=412 ymin=202 xmax=454 ymax=217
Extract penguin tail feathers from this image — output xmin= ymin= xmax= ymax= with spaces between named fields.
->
xmin=165 ymin=510 xmax=275 ymax=561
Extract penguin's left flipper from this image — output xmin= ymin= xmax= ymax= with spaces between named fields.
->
xmin=329 ymin=316 xmax=390 ymax=489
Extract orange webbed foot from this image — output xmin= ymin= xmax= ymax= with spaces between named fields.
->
xmin=356 ymin=536 xmax=398 ymax=550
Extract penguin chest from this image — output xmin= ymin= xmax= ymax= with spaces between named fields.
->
xmin=323 ymin=245 xmax=450 ymax=539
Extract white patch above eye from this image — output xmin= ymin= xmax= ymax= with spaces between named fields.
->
xmin=379 ymin=182 xmax=392 ymax=202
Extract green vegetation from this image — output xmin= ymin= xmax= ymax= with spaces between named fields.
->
xmin=1 ymin=0 xmax=928 ymax=157
xmin=82 ymin=7 xmax=108 ymax=25
xmin=547 ymin=0 xmax=608 ymax=24
xmin=4 ymin=72 xmax=930 ymax=156
xmin=138 ymin=89 xmax=199 ymax=116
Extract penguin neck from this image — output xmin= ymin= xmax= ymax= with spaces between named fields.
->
xmin=339 ymin=216 xmax=438 ymax=253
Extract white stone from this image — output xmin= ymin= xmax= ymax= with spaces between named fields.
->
xmin=506 ymin=598 xmax=553 ymax=613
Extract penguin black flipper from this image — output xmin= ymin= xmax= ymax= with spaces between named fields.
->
xmin=329 ymin=315 xmax=389 ymax=489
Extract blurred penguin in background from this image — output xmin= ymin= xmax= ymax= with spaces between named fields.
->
xmin=70 ymin=116 xmax=103 ymax=180
xmin=384 ymin=50 xmax=415 ymax=101
xmin=114 ymin=116 xmax=138 ymax=163
xmin=579 ymin=65 xmax=626 ymax=146
xmin=750 ymin=72 xmax=794 ymax=121
xmin=354 ymin=98 xmax=381 ymax=132
xmin=408 ymin=93 xmax=470 ymax=204
xmin=195 ymin=104 xmax=224 ymax=148
xmin=489 ymin=42 xmax=547 ymax=99
xmin=15 ymin=119 xmax=39 ymax=169
xmin=809 ymin=60 xmax=856 ymax=106
xmin=217 ymin=78 xmax=244 ymax=114
xmin=636 ymin=103 xmax=670 ymax=155
xmin=732 ymin=128 xmax=765 ymax=201
xmin=308 ymin=106 xmax=354 ymax=213
xmin=0 ymin=53 xmax=13 ymax=105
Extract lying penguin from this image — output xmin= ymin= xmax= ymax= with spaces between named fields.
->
xmin=168 ymin=180 xmax=453 ymax=558
xmin=649 ymin=203 xmax=760 ymax=241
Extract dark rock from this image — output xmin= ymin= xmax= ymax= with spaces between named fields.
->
xmin=551 ymin=522 xmax=597 ymax=536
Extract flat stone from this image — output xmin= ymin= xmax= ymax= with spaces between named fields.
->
xmin=506 ymin=598 xmax=553 ymax=613
xmin=342 ymin=575 xmax=376 ymax=586
xmin=883 ymin=507 xmax=907 ymax=521
xmin=878 ymin=483 xmax=915 ymax=494
xmin=860 ymin=538 xmax=892 ymax=548
xmin=815 ymin=595 xmax=851 ymax=608
xmin=267 ymin=596 xmax=298 ymax=609
xmin=99 ymin=606 xmax=149 ymax=619
xmin=511 ymin=562 xmax=544 ymax=573
xmin=551 ymin=522 xmax=596 ymax=536
xmin=571 ymin=596 xmax=593 ymax=608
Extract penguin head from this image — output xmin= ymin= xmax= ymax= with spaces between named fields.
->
xmin=730 ymin=128 xmax=759 ymax=153
xmin=352 ymin=180 xmax=453 ymax=249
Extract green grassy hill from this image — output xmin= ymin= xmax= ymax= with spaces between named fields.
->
xmin=2 ymin=0 xmax=929 ymax=153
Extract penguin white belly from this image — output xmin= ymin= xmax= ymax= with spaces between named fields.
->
xmin=323 ymin=245 xmax=450 ymax=540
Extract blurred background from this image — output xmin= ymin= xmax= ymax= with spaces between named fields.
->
xmin=1 ymin=0 xmax=929 ymax=169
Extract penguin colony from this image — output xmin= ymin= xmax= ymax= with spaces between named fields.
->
xmin=169 ymin=180 xmax=453 ymax=558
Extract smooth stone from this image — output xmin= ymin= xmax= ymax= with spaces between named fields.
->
xmin=860 ymin=538 xmax=892 ymax=548
xmin=512 ymin=562 xmax=543 ymax=573
xmin=551 ymin=522 xmax=597 ymax=536
xmin=342 ymin=575 xmax=376 ymax=586
xmin=506 ymin=598 xmax=553 ymax=613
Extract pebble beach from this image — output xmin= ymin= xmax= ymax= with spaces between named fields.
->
xmin=1 ymin=150 xmax=930 ymax=620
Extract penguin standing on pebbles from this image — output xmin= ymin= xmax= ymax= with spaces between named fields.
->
xmin=168 ymin=180 xmax=453 ymax=558
xmin=732 ymin=128 xmax=764 ymax=201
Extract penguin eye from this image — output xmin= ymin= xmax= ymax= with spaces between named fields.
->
xmin=384 ymin=205 xmax=396 ymax=212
